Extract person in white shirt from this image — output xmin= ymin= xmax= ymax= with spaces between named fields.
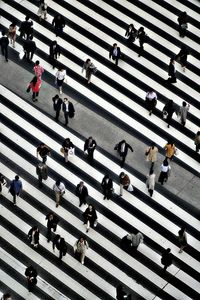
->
xmin=145 ymin=89 xmax=157 ymax=116
xmin=158 ymin=158 xmax=171 ymax=185
xmin=53 ymin=179 xmax=65 ymax=207
xmin=55 ymin=68 xmax=66 ymax=95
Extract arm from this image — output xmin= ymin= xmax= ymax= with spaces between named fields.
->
xmin=128 ymin=144 xmax=133 ymax=152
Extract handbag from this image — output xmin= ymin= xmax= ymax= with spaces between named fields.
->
xmin=60 ymin=147 xmax=64 ymax=154
xmin=163 ymin=111 xmax=168 ymax=119
xmin=94 ymin=219 xmax=98 ymax=227
xmin=26 ymin=86 xmax=31 ymax=93
xmin=145 ymin=148 xmax=150 ymax=156
xmin=68 ymin=148 xmax=75 ymax=157
xmin=127 ymin=184 xmax=134 ymax=192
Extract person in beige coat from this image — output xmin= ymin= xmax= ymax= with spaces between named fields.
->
xmin=74 ymin=237 xmax=89 ymax=265
xmin=145 ymin=142 xmax=158 ymax=168
xmin=146 ymin=168 xmax=156 ymax=197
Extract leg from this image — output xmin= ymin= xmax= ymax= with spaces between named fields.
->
xmin=38 ymin=175 xmax=43 ymax=188
xmin=120 ymin=155 xmax=125 ymax=168
xmin=64 ymin=111 xmax=69 ymax=125
xmin=42 ymin=156 xmax=47 ymax=164
xmin=59 ymin=250 xmax=63 ymax=260
xmin=115 ymin=57 xmax=119 ymax=66
xmin=47 ymin=226 xmax=51 ymax=242
xmin=13 ymin=194 xmax=16 ymax=205
xmin=30 ymin=51 xmax=34 ymax=60
xmin=64 ymin=151 xmax=68 ymax=163
xmin=80 ymin=252 xmax=85 ymax=264
xmin=4 ymin=47 xmax=8 ymax=61
xmin=55 ymin=192 xmax=60 ymax=207
xmin=120 ymin=184 xmax=123 ymax=196
xmin=86 ymin=220 xmax=90 ymax=232
xmin=138 ymin=41 xmax=144 ymax=57
xmin=55 ymin=110 xmax=60 ymax=122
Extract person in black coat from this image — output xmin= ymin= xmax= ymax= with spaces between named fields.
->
xmin=115 ymin=140 xmax=133 ymax=168
xmin=84 ymin=137 xmax=97 ymax=164
xmin=52 ymin=14 xmax=65 ymax=36
xmin=25 ymin=265 xmax=37 ymax=292
xmin=53 ymin=234 xmax=67 ymax=260
xmin=23 ymin=35 xmax=36 ymax=62
xmin=109 ymin=43 xmax=121 ymax=66
xmin=163 ymin=100 xmax=175 ymax=128
xmin=137 ymin=27 xmax=147 ymax=57
xmin=101 ymin=174 xmax=113 ymax=200
xmin=176 ymin=45 xmax=189 ymax=72
xmin=19 ymin=16 xmax=33 ymax=39
xmin=28 ymin=226 xmax=40 ymax=248
xmin=0 ymin=31 xmax=9 ymax=62
xmin=52 ymin=94 xmax=62 ymax=122
xmin=1 ymin=293 xmax=12 ymax=300
xmin=161 ymin=248 xmax=173 ymax=272
xmin=76 ymin=181 xmax=88 ymax=207
xmin=62 ymin=138 xmax=74 ymax=162
xmin=49 ymin=40 xmax=61 ymax=69
xmin=46 ymin=212 xmax=60 ymax=242
xmin=62 ymin=97 xmax=75 ymax=125
xmin=125 ymin=24 xmax=137 ymax=44
xmin=168 ymin=58 xmax=177 ymax=83
xmin=177 ymin=11 xmax=188 ymax=38
xmin=36 ymin=162 xmax=48 ymax=188
xmin=83 ymin=204 xmax=97 ymax=232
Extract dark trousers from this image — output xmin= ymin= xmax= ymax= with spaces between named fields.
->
xmin=55 ymin=109 xmax=60 ymax=121
xmin=64 ymin=111 xmax=69 ymax=125
xmin=196 ymin=144 xmax=200 ymax=153
xmin=168 ymin=76 xmax=177 ymax=83
xmin=25 ymin=50 xmax=34 ymax=61
xmin=178 ymin=26 xmax=186 ymax=37
xmin=138 ymin=41 xmax=144 ymax=56
xmin=38 ymin=175 xmax=43 ymax=188
xmin=79 ymin=196 xmax=87 ymax=206
xmin=55 ymin=26 xmax=63 ymax=37
xmin=49 ymin=54 xmax=58 ymax=69
xmin=112 ymin=56 xmax=119 ymax=66
xmin=27 ymin=278 xmax=37 ymax=292
xmin=13 ymin=194 xmax=16 ymax=204
xmin=47 ymin=225 xmax=57 ymax=242
xmin=87 ymin=149 xmax=94 ymax=164
xmin=120 ymin=154 xmax=126 ymax=167
xmin=32 ymin=91 xmax=39 ymax=100
xmin=1 ymin=45 xmax=8 ymax=60
xmin=103 ymin=189 xmax=112 ymax=200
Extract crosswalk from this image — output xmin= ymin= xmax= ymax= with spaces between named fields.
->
xmin=0 ymin=0 xmax=200 ymax=299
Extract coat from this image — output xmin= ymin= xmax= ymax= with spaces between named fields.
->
xmin=75 ymin=184 xmax=88 ymax=199
xmin=23 ymin=40 xmax=36 ymax=53
xmin=117 ymin=141 xmax=133 ymax=157
xmin=83 ymin=207 xmax=97 ymax=228
xmin=62 ymin=139 xmax=74 ymax=153
xmin=146 ymin=173 xmax=156 ymax=190
xmin=62 ymin=101 xmax=75 ymax=118
xmin=19 ymin=20 xmax=33 ymax=35
xmin=25 ymin=266 xmax=37 ymax=280
xmin=84 ymin=139 xmax=97 ymax=152
xmin=29 ymin=79 xmax=41 ymax=93
xmin=52 ymin=15 xmax=65 ymax=28
xmin=49 ymin=43 xmax=61 ymax=57
xmin=163 ymin=102 xmax=175 ymax=120
xmin=101 ymin=177 xmax=113 ymax=191
xmin=165 ymin=143 xmax=175 ymax=158
xmin=168 ymin=63 xmax=176 ymax=77
xmin=74 ymin=239 xmax=89 ymax=254
xmin=53 ymin=236 xmax=67 ymax=255
xmin=36 ymin=162 xmax=48 ymax=180
xmin=119 ymin=173 xmax=130 ymax=186
xmin=109 ymin=46 xmax=121 ymax=59
xmin=179 ymin=105 xmax=189 ymax=123
xmin=52 ymin=96 xmax=62 ymax=111
xmin=28 ymin=228 xmax=40 ymax=245
xmin=9 ymin=179 xmax=22 ymax=196
xmin=0 ymin=36 xmax=9 ymax=48
xmin=161 ymin=250 xmax=173 ymax=267
xmin=146 ymin=146 xmax=158 ymax=162
xmin=46 ymin=213 xmax=60 ymax=229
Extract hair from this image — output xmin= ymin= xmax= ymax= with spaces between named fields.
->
xmin=3 ymin=293 xmax=11 ymax=300
xmin=197 ymin=131 xmax=200 ymax=136
xmin=25 ymin=16 xmax=30 ymax=21
xmin=139 ymin=27 xmax=144 ymax=32
xmin=58 ymin=67 xmax=63 ymax=71
xmin=15 ymin=175 xmax=19 ymax=180
xmin=113 ymin=43 xmax=117 ymax=47
xmin=32 ymin=225 xmax=38 ymax=231
xmin=1 ymin=31 xmax=5 ymax=36
xmin=52 ymin=40 xmax=57 ymax=45
xmin=182 ymin=101 xmax=187 ymax=107
xmin=80 ymin=181 xmax=84 ymax=185
xmin=167 ymin=140 xmax=173 ymax=146
xmin=35 ymin=60 xmax=40 ymax=65
xmin=170 ymin=58 xmax=174 ymax=63
xmin=104 ymin=174 xmax=109 ymax=179
xmin=31 ymin=76 xmax=38 ymax=86
xmin=40 ymin=142 xmax=45 ymax=146
xmin=179 ymin=226 xmax=186 ymax=236
xmin=163 ymin=158 xmax=169 ymax=166
xmin=10 ymin=22 xmax=16 ymax=27
xmin=86 ymin=58 xmax=91 ymax=63
xmin=65 ymin=138 xmax=70 ymax=142
xmin=168 ymin=99 xmax=173 ymax=106
xmin=129 ymin=24 xmax=133 ymax=27
xmin=151 ymin=141 xmax=155 ymax=148
xmin=166 ymin=248 xmax=171 ymax=253
xmin=56 ymin=179 xmax=61 ymax=186
xmin=89 ymin=136 xmax=92 ymax=139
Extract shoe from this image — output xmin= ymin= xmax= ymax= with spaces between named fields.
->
xmin=81 ymin=260 xmax=84 ymax=265
xmin=6 ymin=59 xmax=8 ymax=62
xmin=103 ymin=196 xmax=106 ymax=200
xmin=47 ymin=239 xmax=50 ymax=243
xmin=59 ymin=90 xmax=62 ymax=95
xmin=167 ymin=124 xmax=170 ymax=128
xmin=86 ymin=229 xmax=89 ymax=233
xmin=179 ymin=249 xmax=183 ymax=253
xmin=149 ymin=111 xmax=152 ymax=116
xmin=56 ymin=204 xmax=59 ymax=208
xmin=79 ymin=204 xmax=82 ymax=207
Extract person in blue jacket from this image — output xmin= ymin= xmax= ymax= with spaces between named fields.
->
xmin=9 ymin=175 xmax=22 ymax=205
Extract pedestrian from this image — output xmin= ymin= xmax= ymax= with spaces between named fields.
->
xmin=109 ymin=43 xmax=121 ymax=66
xmin=25 ymin=266 xmax=37 ymax=292
xmin=137 ymin=26 xmax=148 ymax=57
xmin=126 ymin=231 xmax=144 ymax=252
xmin=101 ymin=174 xmax=113 ymax=200
xmin=8 ymin=23 xmax=17 ymax=48
xmin=0 ymin=31 xmax=9 ymax=62
xmin=125 ymin=23 xmax=137 ymax=44
xmin=74 ymin=237 xmax=89 ymax=265
xmin=62 ymin=97 xmax=75 ymax=126
xmin=19 ymin=16 xmax=33 ymax=39
xmin=158 ymin=158 xmax=171 ymax=185
xmin=27 ymin=76 xmax=41 ymax=102
xmin=145 ymin=142 xmax=158 ymax=168
xmin=177 ymin=11 xmax=188 ymax=38
xmin=84 ymin=136 xmax=97 ymax=164
xmin=37 ymin=0 xmax=48 ymax=22
xmin=23 ymin=35 xmax=37 ymax=62
xmin=176 ymin=45 xmax=189 ymax=72
xmin=119 ymin=172 xmax=133 ymax=196
xmin=53 ymin=234 xmax=67 ymax=260
xmin=115 ymin=140 xmax=134 ymax=168
xmin=49 ymin=40 xmax=61 ymax=69
xmin=52 ymin=94 xmax=62 ymax=122
xmin=9 ymin=175 xmax=22 ymax=205
xmin=162 ymin=99 xmax=175 ymax=128
xmin=28 ymin=226 xmax=39 ymax=248
xmin=82 ymin=58 xmax=97 ymax=84
xmin=75 ymin=181 xmax=88 ymax=207
xmin=194 ymin=131 xmax=200 ymax=153
xmin=168 ymin=58 xmax=177 ymax=83
xmin=145 ymin=89 xmax=157 ymax=116
xmin=55 ymin=67 xmax=67 ymax=95
xmin=0 ymin=173 xmax=7 ymax=195
xmin=1 ymin=293 xmax=12 ymax=300
xmin=161 ymin=248 xmax=173 ymax=272
xmin=146 ymin=167 xmax=156 ymax=197
xmin=33 ymin=60 xmax=44 ymax=79
xmin=46 ymin=212 xmax=60 ymax=242
xmin=83 ymin=204 xmax=98 ymax=233
xmin=53 ymin=179 xmax=65 ymax=207
xmin=36 ymin=142 xmax=51 ymax=163
xmin=52 ymin=14 xmax=65 ymax=36
xmin=178 ymin=226 xmax=188 ymax=253
xmin=61 ymin=138 xmax=75 ymax=163
xmin=164 ymin=141 xmax=176 ymax=160
xmin=179 ymin=101 xmax=190 ymax=126
xmin=36 ymin=161 xmax=48 ymax=188
xmin=116 ymin=284 xmax=129 ymax=300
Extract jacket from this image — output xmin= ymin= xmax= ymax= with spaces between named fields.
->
xmin=9 ymin=179 xmax=22 ymax=195
xmin=53 ymin=236 xmax=67 ymax=254
xmin=36 ymin=162 xmax=48 ymax=180
xmin=28 ymin=227 xmax=40 ymax=245
xmin=83 ymin=207 xmax=97 ymax=227
xmin=161 ymin=250 xmax=173 ymax=267
xmin=49 ymin=43 xmax=61 ymax=57
xmin=119 ymin=173 xmax=130 ymax=186
xmin=19 ymin=20 xmax=33 ymax=34
xmin=62 ymin=139 xmax=74 ymax=153
xmin=165 ymin=143 xmax=175 ymax=158
xmin=168 ymin=63 xmax=176 ymax=77
xmin=0 ymin=36 xmax=9 ymax=47
xmin=29 ymin=79 xmax=41 ymax=93
xmin=25 ymin=266 xmax=37 ymax=279
xmin=101 ymin=177 xmax=113 ymax=191
xmin=74 ymin=239 xmax=89 ymax=254
xmin=46 ymin=213 xmax=60 ymax=228
xmin=146 ymin=146 xmax=158 ymax=162
xmin=52 ymin=15 xmax=65 ymax=28
xmin=109 ymin=46 xmax=121 ymax=59
xmin=23 ymin=40 xmax=36 ymax=52
xmin=76 ymin=184 xmax=88 ymax=198
xmin=52 ymin=96 xmax=62 ymax=111
xmin=117 ymin=141 xmax=133 ymax=157
xmin=62 ymin=101 xmax=75 ymax=118
xmin=127 ymin=232 xmax=144 ymax=247
xmin=84 ymin=139 xmax=97 ymax=152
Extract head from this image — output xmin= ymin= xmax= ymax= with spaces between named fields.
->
xmin=1 ymin=31 xmax=6 ymax=36
xmin=29 ymin=35 xmax=33 ymax=41
xmin=151 ymin=141 xmax=156 ymax=148
xmin=80 ymin=181 xmax=84 ymax=187
xmin=179 ymin=226 xmax=186 ymax=235
xmin=113 ymin=43 xmax=117 ymax=48
xmin=57 ymin=15 xmax=61 ymax=20
xmin=149 ymin=88 xmax=154 ymax=93
xmin=170 ymin=58 xmax=175 ymax=64
xmin=121 ymin=140 xmax=126 ymax=144
xmin=104 ymin=174 xmax=109 ymax=179
xmin=166 ymin=248 xmax=171 ymax=253
xmin=79 ymin=237 xmax=85 ymax=243
xmin=129 ymin=24 xmax=133 ymax=28
xmin=32 ymin=225 xmax=38 ymax=231
xmin=168 ymin=99 xmax=173 ymax=106
xmin=15 ymin=175 xmax=19 ymax=181
xmin=58 ymin=67 xmax=63 ymax=72
xmin=86 ymin=58 xmax=91 ymax=64
xmin=182 ymin=101 xmax=187 ymax=107
xmin=35 ymin=60 xmax=40 ymax=66
xmin=88 ymin=204 xmax=93 ymax=210
xmin=88 ymin=136 xmax=93 ymax=141
xmin=52 ymin=40 xmax=57 ymax=46
xmin=65 ymin=138 xmax=70 ymax=143
xmin=197 ymin=131 xmax=200 ymax=136
xmin=163 ymin=158 xmax=169 ymax=166
xmin=167 ymin=140 xmax=173 ymax=146
xmin=56 ymin=179 xmax=61 ymax=186
xmin=54 ymin=94 xmax=59 ymax=100
xmin=25 ymin=16 xmax=30 ymax=21
xmin=10 ymin=23 xmax=16 ymax=27
xmin=139 ymin=26 xmax=144 ymax=32
xmin=120 ymin=172 xmax=125 ymax=178
xmin=40 ymin=142 xmax=45 ymax=148
xmin=3 ymin=293 xmax=12 ymax=300
xmin=63 ymin=97 xmax=69 ymax=103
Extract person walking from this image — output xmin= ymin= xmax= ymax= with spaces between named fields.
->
xmin=177 ymin=11 xmax=188 ymax=38
xmin=137 ymin=27 xmax=148 ymax=57
xmin=25 ymin=266 xmax=37 ymax=292
xmin=176 ymin=45 xmax=189 ymax=72
xmin=109 ymin=43 xmax=121 ymax=66
xmin=168 ymin=58 xmax=177 ymax=83
xmin=162 ymin=99 xmax=175 ymax=128
xmin=8 ymin=23 xmax=17 ymax=48
xmin=49 ymin=40 xmax=61 ymax=69
xmin=36 ymin=161 xmax=48 ymax=188
xmin=158 ymin=158 xmax=171 ymax=185
xmin=52 ymin=14 xmax=65 ymax=36
xmin=23 ymin=35 xmax=37 ymax=62
xmin=101 ymin=174 xmax=113 ymax=200
xmin=53 ymin=179 xmax=65 ymax=207
xmin=119 ymin=172 xmax=133 ymax=196
xmin=194 ymin=131 xmax=200 ymax=153
xmin=115 ymin=140 xmax=133 ymax=168
xmin=84 ymin=136 xmax=97 ymax=164
xmin=53 ymin=234 xmax=67 ymax=260
xmin=116 ymin=284 xmax=130 ymax=300
xmin=145 ymin=142 xmax=158 ymax=168
xmin=146 ymin=168 xmax=156 ymax=197
xmin=19 ymin=16 xmax=33 ymax=39
xmin=55 ymin=67 xmax=66 ymax=95
xmin=83 ymin=204 xmax=98 ymax=233
xmin=74 ymin=237 xmax=89 ymax=265
xmin=33 ymin=60 xmax=44 ymax=79
xmin=61 ymin=138 xmax=75 ymax=163
xmin=36 ymin=142 xmax=51 ymax=163
xmin=37 ymin=0 xmax=48 ymax=21
xmin=27 ymin=76 xmax=41 ymax=102
xmin=75 ymin=181 xmax=88 ymax=207
xmin=161 ymin=248 xmax=173 ymax=272
xmin=0 ymin=31 xmax=9 ymax=62
xmin=52 ymin=94 xmax=62 ymax=122
xmin=145 ymin=89 xmax=157 ymax=116
xmin=125 ymin=23 xmax=137 ymax=44
xmin=9 ymin=175 xmax=22 ymax=205
xmin=179 ymin=101 xmax=190 ymax=126
xmin=0 ymin=173 xmax=7 ymax=195
xmin=28 ymin=226 xmax=39 ymax=248
xmin=46 ymin=212 xmax=60 ymax=242
xmin=126 ymin=231 xmax=144 ymax=252
xmin=82 ymin=58 xmax=97 ymax=84
xmin=1 ymin=293 xmax=12 ymax=300
xmin=62 ymin=97 xmax=75 ymax=126
xmin=178 ymin=226 xmax=187 ymax=253
xmin=164 ymin=141 xmax=176 ymax=160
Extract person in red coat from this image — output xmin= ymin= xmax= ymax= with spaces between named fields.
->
xmin=27 ymin=76 xmax=41 ymax=102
